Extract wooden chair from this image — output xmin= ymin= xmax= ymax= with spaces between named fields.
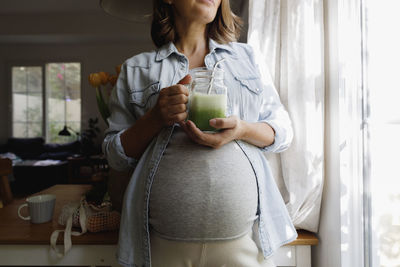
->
xmin=0 ymin=158 xmax=13 ymax=206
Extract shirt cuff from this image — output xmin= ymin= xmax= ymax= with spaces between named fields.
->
xmin=103 ymin=129 xmax=138 ymax=171
xmin=259 ymin=120 xmax=289 ymax=153
xmin=115 ymin=130 xmax=138 ymax=167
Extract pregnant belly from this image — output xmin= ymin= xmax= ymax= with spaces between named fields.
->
xmin=148 ymin=129 xmax=258 ymax=241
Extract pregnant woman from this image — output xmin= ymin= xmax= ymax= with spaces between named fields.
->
xmin=103 ymin=0 xmax=297 ymax=266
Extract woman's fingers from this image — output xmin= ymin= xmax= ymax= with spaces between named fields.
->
xmin=154 ymin=83 xmax=190 ymax=126
xmin=168 ymin=94 xmax=188 ymax=105
xmin=170 ymin=112 xmax=187 ymax=123
xmin=165 ymin=84 xmax=189 ymax=96
xmin=181 ymin=121 xmax=205 ymax=144
xmin=177 ymin=74 xmax=192 ymax=85
xmin=180 ymin=116 xmax=244 ymax=149
xmin=185 ymin=121 xmax=225 ymax=148
xmin=168 ymin=104 xmax=187 ymax=115
xmin=152 ymin=75 xmax=191 ymax=126
xmin=180 ymin=121 xmax=198 ymax=141
xmin=209 ymin=116 xmax=238 ymax=129
xmin=186 ymin=121 xmax=206 ymax=141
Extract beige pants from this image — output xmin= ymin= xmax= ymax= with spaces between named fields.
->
xmin=150 ymin=230 xmax=276 ymax=267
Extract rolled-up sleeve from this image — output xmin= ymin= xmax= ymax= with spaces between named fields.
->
xmin=102 ymin=63 xmax=138 ymax=171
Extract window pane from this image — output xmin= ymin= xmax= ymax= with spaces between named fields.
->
xmin=27 ymin=67 xmax=42 ymax=93
xmin=67 ymin=98 xmax=81 ymax=122
xmin=28 ymin=122 xmax=42 ymax=137
xmin=12 ymin=66 xmax=42 ymax=138
xmin=46 ymin=63 xmax=81 ymax=143
xmin=12 ymin=122 xmax=28 ymax=138
xmin=366 ymin=0 xmax=400 ymax=266
xmin=46 ymin=63 xmax=65 ymax=100
xmin=27 ymin=92 xmax=43 ymax=123
xmin=47 ymin=97 xmax=65 ymax=122
xmin=12 ymin=92 xmax=27 ymax=122
xmin=12 ymin=67 xmax=27 ymax=93
xmin=66 ymin=63 xmax=81 ymax=99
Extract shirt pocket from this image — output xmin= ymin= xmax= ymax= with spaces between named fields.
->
xmin=128 ymin=81 xmax=160 ymax=110
xmin=234 ymin=76 xmax=264 ymax=121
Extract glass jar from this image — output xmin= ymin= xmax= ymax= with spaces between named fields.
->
xmin=187 ymin=67 xmax=227 ymax=132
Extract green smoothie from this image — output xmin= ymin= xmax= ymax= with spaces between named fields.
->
xmin=188 ymin=92 xmax=226 ymax=131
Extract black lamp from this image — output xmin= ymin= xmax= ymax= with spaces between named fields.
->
xmin=58 ymin=125 xmax=80 ymax=140
xmin=58 ymin=125 xmax=71 ymax=136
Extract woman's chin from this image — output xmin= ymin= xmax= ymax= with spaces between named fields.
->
xmin=191 ymin=8 xmax=218 ymax=24
xmin=196 ymin=0 xmax=215 ymax=6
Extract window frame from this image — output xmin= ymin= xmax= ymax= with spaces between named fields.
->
xmin=7 ymin=59 xmax=82 ymax=142
xmin=317 ymin=0 xmax=367 ymax=266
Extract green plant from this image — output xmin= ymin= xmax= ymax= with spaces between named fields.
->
xmin=88 ymin=66 xmax=121 ymax=126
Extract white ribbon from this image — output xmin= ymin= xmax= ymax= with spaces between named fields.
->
xmin=50 ymin=198 xmax=87 ymax=258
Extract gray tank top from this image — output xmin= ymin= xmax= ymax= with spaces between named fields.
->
xmin=149 ymin=127 xmax=258 ymax=241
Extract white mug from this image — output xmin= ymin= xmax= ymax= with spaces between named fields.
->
xmin=18 ymin=194 xmax=56 ymax=224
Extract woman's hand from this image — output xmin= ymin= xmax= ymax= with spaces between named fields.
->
xmin=121 ymin=75 xmax=191 ymax=159
xmin=179 ymin=116 xmax=245 ymax=149
xmin=151 ymin=75 xmax=191 ymax=127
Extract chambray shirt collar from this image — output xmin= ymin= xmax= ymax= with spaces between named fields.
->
xmin=155 ymin=42 xmax=180 ymax=62
xmin=208 ymin=38 xmax=235 ymax=55
xmin=155 ymin=39 xmax=235 ymax=62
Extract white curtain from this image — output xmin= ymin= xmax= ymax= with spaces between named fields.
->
xmin=248 ymin=0 xmax=325 ymax=232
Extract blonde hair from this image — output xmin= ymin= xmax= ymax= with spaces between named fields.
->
xmin=151 ymin=0 xmax=242 ymax=48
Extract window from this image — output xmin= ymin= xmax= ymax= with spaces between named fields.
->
xmin=364 ymin=0 xmax=400 ymax=266
xmin=11 ymin=66 xmax=43 ymax=138
xmin=11 ymin=62 xmax=81 ymax=143
xmin=45 ymin=63 xmax=81 ymax=143
xmin=336 ymin=0 xmax=400 ymax=266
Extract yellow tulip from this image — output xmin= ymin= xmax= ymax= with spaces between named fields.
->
xmin=88 ymin=73 xmax=102 ymax=87
xmin=98 ymin=71 xmax=110 ymax=85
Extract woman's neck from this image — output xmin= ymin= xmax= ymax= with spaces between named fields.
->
xmin=174 ymin=20 xmax=209 ymax=69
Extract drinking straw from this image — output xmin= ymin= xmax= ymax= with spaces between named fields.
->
xmin=207 ymin=58 xmax=226 ymax=94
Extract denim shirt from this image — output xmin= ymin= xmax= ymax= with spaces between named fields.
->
xmin=103 ymin=39 xmax=297 ymax=267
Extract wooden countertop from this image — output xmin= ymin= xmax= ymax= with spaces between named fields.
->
xmin=0 ymin=184 xmax=318 ymax=246
xmin=0 ymin=184 xmax=118 ymax=245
